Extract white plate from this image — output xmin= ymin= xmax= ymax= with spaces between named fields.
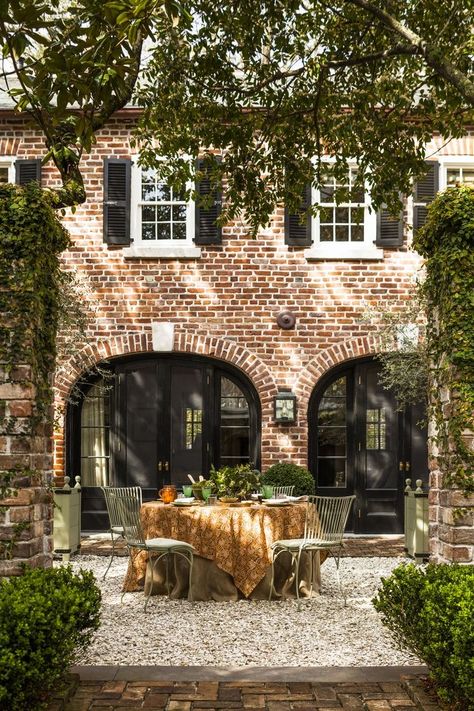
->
xmin=263 ymin=499 xmax=292 ymax=506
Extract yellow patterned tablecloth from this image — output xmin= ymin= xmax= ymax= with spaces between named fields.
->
xmin=124 ymin=501 xmax=314 ymax=597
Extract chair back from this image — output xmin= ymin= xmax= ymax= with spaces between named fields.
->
xmin=104 ymin=488 xmax=144 ymax=547
xmin=101 ymin=486 xmax=142 ymax=530
xmin=304 ymin=495 xmax=355 ymax=545
xmin=273 ymin=485 xmax=295 ymax=497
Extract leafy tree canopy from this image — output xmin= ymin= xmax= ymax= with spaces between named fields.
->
xmin=1 ymin=1 xmax=473 ymax=228
xmin=0 ymin=0 xmax=181 ymax=206
xmin=135 ymin=0 xmax=474 ymax=233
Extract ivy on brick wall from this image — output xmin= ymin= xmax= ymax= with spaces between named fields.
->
xmin=0 ymin=182 xmax=70 ymax=425
xmin=413 ymin=185 xmax=474 ymax=494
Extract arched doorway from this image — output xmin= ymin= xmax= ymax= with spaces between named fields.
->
xmin=308 ymin=358 xmax=428 ymax=534
xmin=67 ymin=354 xmax=261 ymax=530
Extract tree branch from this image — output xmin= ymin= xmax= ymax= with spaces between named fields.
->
xmin=343 ymin=0 xmax=474 ymax=106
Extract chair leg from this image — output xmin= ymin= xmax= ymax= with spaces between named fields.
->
xmin=144 ymin=552 xmax=167 ymax=612
xmin=121 ymin=547 xmax=134 ymax=604
xmin=103 ymin=531 xmax=118 ymax=580
xmin=295 ymin=548 xmax=303 ymax=611
xmin=165 ymin=552 xmax=171 ymax=597
xmin=334 ymin=549 xmax=347 ymax=606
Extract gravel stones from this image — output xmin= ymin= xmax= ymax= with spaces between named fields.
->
xmin=64 ymin=555 xmax=420 ymax=667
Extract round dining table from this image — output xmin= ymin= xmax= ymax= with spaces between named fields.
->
xmin=123 ymin=500 xmax=327 ymax=601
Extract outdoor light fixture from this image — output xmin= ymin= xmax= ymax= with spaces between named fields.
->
xmin=274 ymin=390 xmax=297 ymax=424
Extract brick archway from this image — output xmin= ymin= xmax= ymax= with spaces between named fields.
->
xmin=53 ymin=327 xmax=278 ymax=476
xmin=294 ymin=334 xmax=381 ymax=420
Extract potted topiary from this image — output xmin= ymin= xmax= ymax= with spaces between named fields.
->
xmin=261 ymin=462 xmax=315 ymax=496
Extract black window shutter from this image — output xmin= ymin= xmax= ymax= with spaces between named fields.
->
xmin=413 ymin=161 xmax=438 ymax=231
xmin=103 ymin=157 xmax=131 ymax=245
xmin=194 ymin=158 xmax=222 ymax=245
xmin=375 ymin=206 xmax=404 ymax=248
xmin=15 ymin=159 xmax=41 ymax=185
xmin=284 ymin=183 xmax=312 ymax=246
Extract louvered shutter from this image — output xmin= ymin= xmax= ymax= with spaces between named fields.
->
xmin=194 ymin=158 xmax=222 ymax=245
xmin=284 ymin=183 xmax=312 ymax=246
xmin=375 ymin=205 xmax=404 ymax=248
xmin=413 ymin=161 xmax=438 ymax=231
xmin=103 ymin=157 xmax=131 ymax=245
xmin=15 ymin=159 xmax=41 ymax=185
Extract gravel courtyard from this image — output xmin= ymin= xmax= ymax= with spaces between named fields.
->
xmin=66 ymin=555 xmax=420 ymax=667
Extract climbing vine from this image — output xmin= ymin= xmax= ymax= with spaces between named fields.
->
xmin=413 ymin=185 xmax=474 ymax=494
xmin=0 ymin=182 xmax=70 ymax=426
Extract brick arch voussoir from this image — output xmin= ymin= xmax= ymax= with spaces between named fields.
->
xmin=54 ymin=329 xmax=277 ymax=411
xmin=174 ymin=329 xmax=277 ymax=409
xmin=295 ymin=335 xmax=381 ymax=413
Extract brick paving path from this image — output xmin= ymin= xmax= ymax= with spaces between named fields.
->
xmin=59 ymin=680 xmax=421 ymax=711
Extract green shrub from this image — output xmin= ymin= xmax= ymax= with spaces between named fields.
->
xmin=373 ymin=563 xmax=474 ymax=710
xmin=0 ymin=565 xmax=101 ymax=711
xmin=209 ymin=464 xmax=261 ymax=498
xmin=261 ymin=462 xmax=315 ymax=496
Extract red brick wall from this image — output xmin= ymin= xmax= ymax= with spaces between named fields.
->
xmin=0 ymin=114 xmax=421 ymax=476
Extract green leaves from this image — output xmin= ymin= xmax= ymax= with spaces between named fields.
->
xmin=373 ymin=563 xmax=474 ymax=708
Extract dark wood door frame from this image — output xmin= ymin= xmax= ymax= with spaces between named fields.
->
xmin=308 ymin=356 xmax=428 ymax=535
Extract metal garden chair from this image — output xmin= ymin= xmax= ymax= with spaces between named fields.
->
xmin=108 ymin=488 xmax=194 ymax=612
xmin=272 ymin=485 xmax=295 ymax=497
xmin=269 ymin=494 xmax=355 ymax=606
xmin=101 ymin=486 xmax=142 ymax=580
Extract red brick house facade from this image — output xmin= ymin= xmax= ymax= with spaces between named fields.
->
xmin=1 ymin=109 xmax=473 ymax=560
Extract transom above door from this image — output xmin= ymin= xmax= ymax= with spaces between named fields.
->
xmin=308 ymin=358 xmax=428 ymax=534
xmin=68 ymin=354 xmax=261 ymax=531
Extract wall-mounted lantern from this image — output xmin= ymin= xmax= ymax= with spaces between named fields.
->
xmin=274 ymin=390 xmax=297 ymax=424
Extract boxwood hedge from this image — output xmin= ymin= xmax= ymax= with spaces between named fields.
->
xmin=373 ymin=562 xmax=474 ymax=710
xmin=0 ymin=565 xmax=101 ymax=710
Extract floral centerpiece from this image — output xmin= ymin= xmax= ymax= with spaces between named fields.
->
xmin=209 ymin=464 xmax=261 ymax=500
xmin=189 ymin=478 xmax=215 ymax=500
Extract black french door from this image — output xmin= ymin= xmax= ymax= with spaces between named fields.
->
xmin=68 ymin=355 xmax=260 ymax=531
xmin=309 ymin=359 xmax=428 ymax=534
xmin=114 ymin=361 xmax=206 ymax=501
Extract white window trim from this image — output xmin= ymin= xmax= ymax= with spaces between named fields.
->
xmin=0 ymin=156 xmax=16 ymax=183
xmin=437 ymin=156 xmax=474 ymax=191
xmin=304 ymin=160 xmax=383 ymax=261
xmin=124 ymin=157 xmax=200 ymax=259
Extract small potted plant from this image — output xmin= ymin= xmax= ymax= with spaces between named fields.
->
xmin=210 ymin=464 xmax=261 ymax=501
xmin=189 ymin=477 xmax=215 ymax=500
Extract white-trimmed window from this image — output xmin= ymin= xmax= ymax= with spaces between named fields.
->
xmin=130 ymin=161 xmax=195 ymax=249
xmin=307 ymin=163 xmax=380 ymax=259
xmin=438 ymin=157 xmax=474 ymax=190
xmin=0 ymin=158 xmax=15 ymax=184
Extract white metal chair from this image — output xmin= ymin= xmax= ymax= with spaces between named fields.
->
xmin=108 ymin=489 xmax=194 ymax=611
xmin=101 ymin=486 xmax=142 ymax=580
xmin=272 ymin=485 xmax=295 ymax=497
xmin=269 ymin=495 xmax=355 ymax=606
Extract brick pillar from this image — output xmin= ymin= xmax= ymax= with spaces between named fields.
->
xmin=428 ymin=398 xmax=474 ymax=564
xmin=0 ymin=366 xmax=53 ymax=577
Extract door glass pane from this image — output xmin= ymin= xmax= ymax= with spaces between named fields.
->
xmin=0 ymin=166 xmax=9 ymax=184
xmin=316 ymin=376 xmax=347 ymax=487
xmin=171 ymin=367 xmax=203 ymax=486
xmin=80 ymin=381 xmax=110 ymax=487
xmin=220 ymin=377 xmax=250 ymax=465
xmin=366 ymin=408 xmax=386 ymax=450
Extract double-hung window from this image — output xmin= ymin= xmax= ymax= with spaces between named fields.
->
xmin=0 ymin=158 xmax=15 ymax=184
xmin=307 ymin=163 xmax=380 ymax=259
xmin=129 ymin=160 xmax=197 ymax=256
xmin=439 ymin=158 xmax=474 ymax=190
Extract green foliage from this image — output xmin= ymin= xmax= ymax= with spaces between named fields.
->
xmin=373 ymin=563 xmax=474 ymax=709
xmin=261 ymin=462 xmax=315 ymax=496
xmin=0 ymin=183 xmax=70 ymax=424
xmin=135 ymin=1 xmax=474 ymax=234
xmin=361 ymin=291 xmax=429 ymax=411
xmin=0 ymin=565 xmax=101 ymax=711
xmin=413 ymin=185 xmax=474 ymax=494
xmin=210 ymin=464 xmax=261 ymax=498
